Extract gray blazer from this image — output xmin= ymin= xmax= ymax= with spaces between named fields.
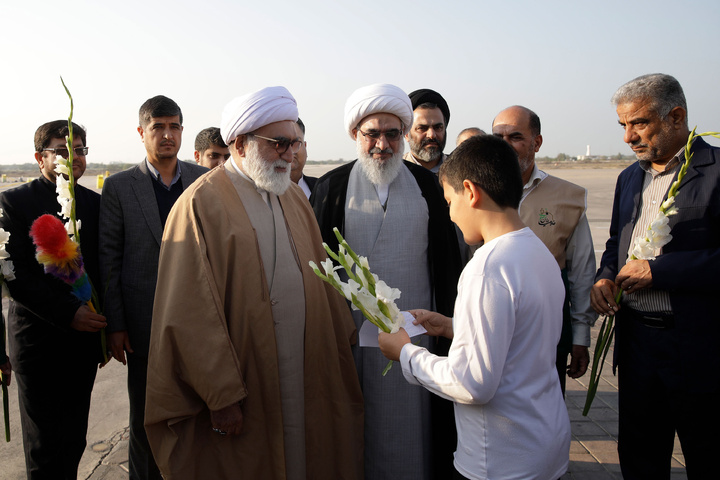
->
xmin=99 ymin=159 xmax=208 ymax=358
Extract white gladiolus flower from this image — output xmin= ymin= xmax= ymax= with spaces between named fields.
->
xmin=320 ymin=258 xmax=336 ymax=275
xmin=633 ymin=211 xmax=674 ymax=260
xmin=1 ymin=259 xmax=14 ymax=281
xmin=375 ymin=280 xmax=401 ymax=304
xmin=58 ymin=197 xmax=73 ymax=219
xmin=661 ymin=196 xmax=675 ymax=211
xmin=54 ymin=161 xmax=70 ymax=176
xmin=0 ymin=229 xmax=9 ymax=245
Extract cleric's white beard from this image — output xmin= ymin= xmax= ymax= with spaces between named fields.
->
xmin=356 ymin=140 xmax=405 ymax=186
xmin=242 ymin=141 xmax=292 ymax=195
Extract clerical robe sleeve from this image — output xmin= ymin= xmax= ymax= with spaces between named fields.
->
xmin=147 ymin=195 xmax=247 ymax=417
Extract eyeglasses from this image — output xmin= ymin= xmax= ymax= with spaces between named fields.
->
xmin=357 ymin=129 xmax=403 ymax=141
xmin=42 ymin=147 xmax=89 ymax=158
xmin=249 ymin=134 xmax=302 ymax=155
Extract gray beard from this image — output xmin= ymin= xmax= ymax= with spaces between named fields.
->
xmin=408 ymin=137 xmax=443 ymax=163
xmin=356 ymin=140 xmax=405 ymax=186
xmin=242 ymin=141 xmax=292 ymax=195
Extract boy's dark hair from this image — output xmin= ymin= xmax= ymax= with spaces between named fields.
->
xmin=194 ymin=127 xmax=227 ymax=152
xmin=439 ymin=135 xmax=523 ymax=209
xmin=139 ymin=95 xmax=183 ymax=127
xmin=34 ymin=120 xmax=87 ymax=152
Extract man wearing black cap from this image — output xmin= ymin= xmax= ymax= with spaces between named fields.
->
xmin=404 ymin=88 xmax=450 ymax=173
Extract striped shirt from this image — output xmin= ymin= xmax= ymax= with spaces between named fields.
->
xmin=623 ymin=148 xmax=684 ymax=313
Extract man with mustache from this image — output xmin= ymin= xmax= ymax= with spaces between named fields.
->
xmin=0 ymin=120 xmax=106 ymax=479
xmin=311 ymin=83 xmax=462 ymax=479
xmin=403 ymin=88 xmax=450 ymax=174
xmin=99 ymin=96 xmax=207 ymax=480
xmin=591 ymin=73 xmax=720 ymax=479
xmin=492 ymin=106 xmax=597 ymax=395
xmin=145 ymin=87 xmax=363 ymax=479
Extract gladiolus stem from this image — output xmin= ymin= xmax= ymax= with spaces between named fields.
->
xmin=583 ymin=289 xmax=622 ymax=416
xmin=2 ymin=373 xmax=9 ymax=442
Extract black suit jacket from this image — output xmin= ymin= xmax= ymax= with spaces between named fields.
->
xmin=99 ymin=160 xmax=208 ymax=358
xmin=0 ymin=176 xmax=101 ymax=372
xmin=596 ymin=137 xmax=720 ymax=392
xmin=303 ymin=174 xmax=317 ymax=192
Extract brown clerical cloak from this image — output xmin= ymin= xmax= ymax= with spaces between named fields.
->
xmin=145 ymin=166 xmax=364 ymax=479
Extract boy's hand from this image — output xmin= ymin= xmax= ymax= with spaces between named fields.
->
xmin=409 ymin=309 xmax=453 ymax=339
xmin=378 ymin=328 xmax=410 ymax=362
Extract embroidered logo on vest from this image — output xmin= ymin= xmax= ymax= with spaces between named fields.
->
xmin=538 ymin=208 xmax=556 ymax=227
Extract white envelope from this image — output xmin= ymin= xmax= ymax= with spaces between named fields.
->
xmin=358 ymin=311 xmax=427 ymax=347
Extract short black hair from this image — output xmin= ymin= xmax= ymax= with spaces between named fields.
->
xmin=439 ymin=135 xmax=522 ymax=209
xmin=296 ymin=117 xmax=305 ymax=135
xmin=194 ymin=127 xmax=227 ymax=152
xmin=34 ymin=120 xmax=87 ymax=152
xmin=139 ymin=95 xmax=183 ymax=127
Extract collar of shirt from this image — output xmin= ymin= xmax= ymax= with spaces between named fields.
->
xmin=146 ymin=158 xmax=182 ymax=190
xmin=638 ymin=146 xmax=684 ymax=178
xmin=521 ymin=163 xmax=547 ymax=202
xmin=298 ymin=175 xmax=312 ymax=198
xmin=229 ymin=157 xmax=271 ymax=205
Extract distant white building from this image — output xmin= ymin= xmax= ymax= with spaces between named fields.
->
xmin=577 ymin=145 xmax=593 ymax=161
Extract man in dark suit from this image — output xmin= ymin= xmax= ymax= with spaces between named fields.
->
xmin=591 ymin=73 xmax=720 ymax=479
xmin=0 ymin=120 xmax=106 ymax=479
xmin=99 ymin=96 xmax=207 ymax=480
xmin=291 ymin=118 xmax=316 ymax=199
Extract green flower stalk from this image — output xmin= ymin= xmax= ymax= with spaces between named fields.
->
xmin=56 ymin=78 xmax=108 ymax=364
xmin=1 ymin=320 xmax=9 ymax=442
xmin=583 ymin=128 xmax=720 ymax=416
xmin=0 ymin=209 xmax=14 ymax=441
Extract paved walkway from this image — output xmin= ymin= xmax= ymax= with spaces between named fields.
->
xmin=0 ymin=318 xmax=690 ymax=479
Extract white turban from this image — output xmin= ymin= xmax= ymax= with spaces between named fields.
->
xmin=221 ymin=86 xmax=298 ymax=144
xmin=343 ymin=83 xmax=413 ymax=139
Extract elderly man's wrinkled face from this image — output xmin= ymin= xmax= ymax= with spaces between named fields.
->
xmin=616 ymin=100 xmax=682 ymax=165
xmin=406 ymin=107 xmax=446 ymax=164
xmin=240 ymin=120 xmax=297 ymax=195
xmin=353 ymin=113 xmax=405 ymax=186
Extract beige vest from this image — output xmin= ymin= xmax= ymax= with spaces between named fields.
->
xmin=519 ymin=175 xmax=586 ymax=269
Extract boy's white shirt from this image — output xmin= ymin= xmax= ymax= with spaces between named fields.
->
xmin=400 ymin=227 xmax=571 ymax=480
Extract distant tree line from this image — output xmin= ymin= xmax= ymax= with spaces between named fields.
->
xmin=536 ymin=152 xmax=636 ymax=162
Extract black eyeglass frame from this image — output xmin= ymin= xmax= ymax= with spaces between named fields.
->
xmin=248 ymin=134 xmax=302 ymax=155
xmin=42 ymin=146 xmax=89 ymax=157
xmin=357 ymin=129 xmax=403 ymax=141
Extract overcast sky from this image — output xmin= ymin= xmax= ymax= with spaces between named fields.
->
xmin=1 ymin=0 xmax=719 ymax=166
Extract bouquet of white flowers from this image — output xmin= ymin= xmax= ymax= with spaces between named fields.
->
xmin=310 ymin=227 xmax=405 ymax=374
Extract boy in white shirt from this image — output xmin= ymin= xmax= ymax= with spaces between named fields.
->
xmin=379 ymin=135 xmax=570 ymax=480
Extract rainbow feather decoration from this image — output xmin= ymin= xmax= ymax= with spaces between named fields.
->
xmin=30 ymin=214 xmax=91 ymax=303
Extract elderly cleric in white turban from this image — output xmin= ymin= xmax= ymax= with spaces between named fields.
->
xmin=343 ymin=83 xmax=413 ymax=139
xmin=221 ymin=86 xmax=298 ymax=144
